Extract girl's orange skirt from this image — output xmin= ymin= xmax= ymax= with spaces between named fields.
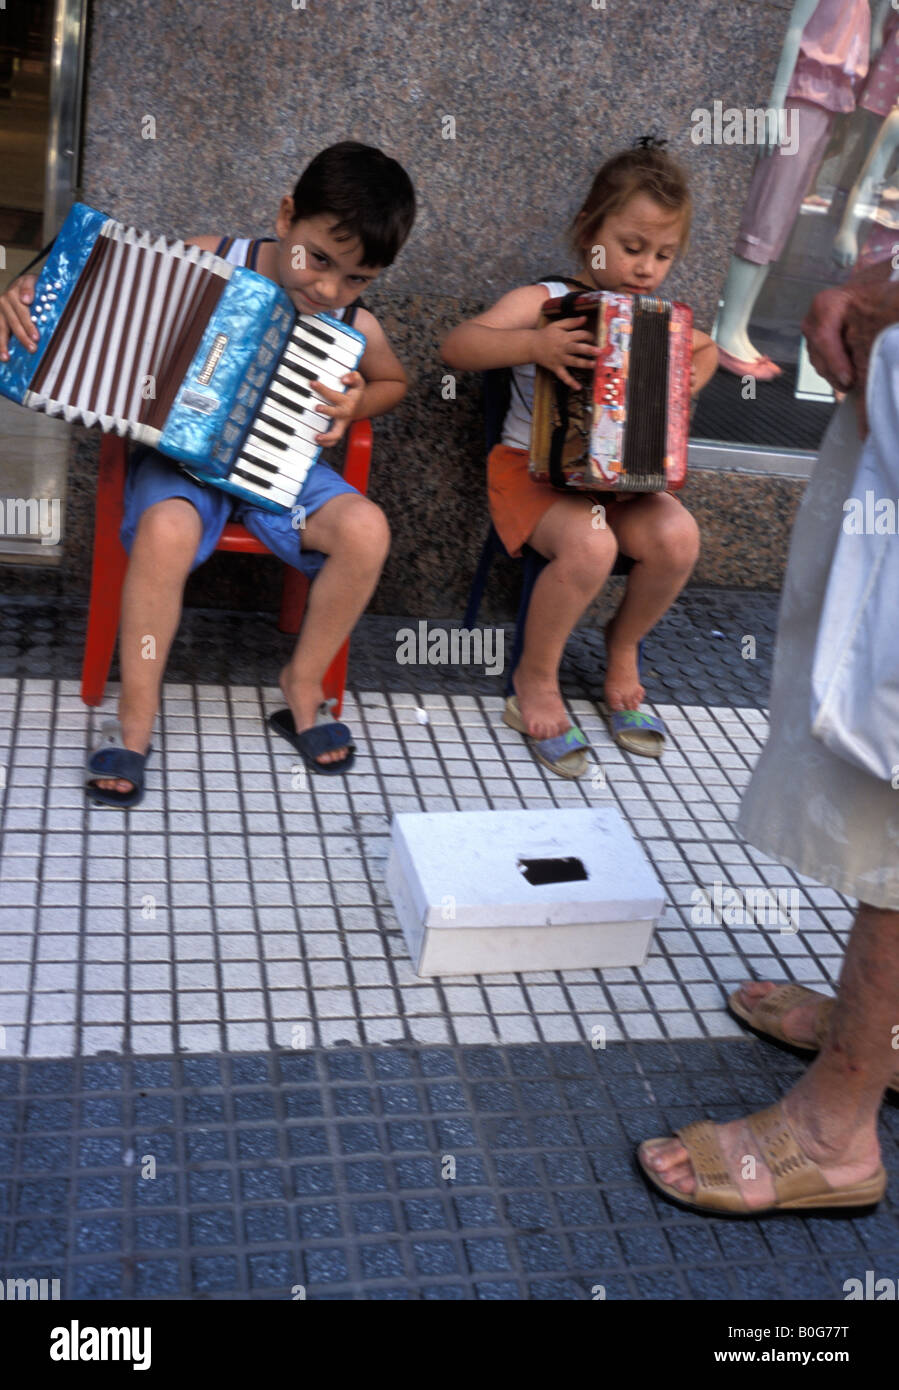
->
xmin=487 ymin=443 xmax=617 ymax=557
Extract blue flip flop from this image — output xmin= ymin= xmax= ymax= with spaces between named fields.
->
xmin=604 ymin=707 xmax=666 ymax=758
xmin=85 ymin=719 xmax=153 ymax=808
xmin=268 ymin=704 xmax=356 ymax=776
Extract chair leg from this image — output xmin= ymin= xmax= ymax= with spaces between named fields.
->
xmin=464 ymin=525 xmax=502 ymax=629
xmin=80 ymin=438 xmax=130 ymax=707
xmin=278 ymin=567 xmax=308 ymax=634
xmin=322 ymin=639 xmax=350 ymax=720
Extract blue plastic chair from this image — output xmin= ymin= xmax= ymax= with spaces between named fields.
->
xmin=464 ymin=369 xmax=634 ymax=695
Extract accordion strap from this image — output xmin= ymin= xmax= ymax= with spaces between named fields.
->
xmin=539 ymin=274 xmax=591 ymax=490
xmin=15 ymin=237 xmax=57 ymax=281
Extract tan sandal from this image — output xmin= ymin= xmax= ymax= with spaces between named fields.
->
xmin=728 ymin=983 xmax=899 ymax=1095
xmin=637 ymin=1102 xmax=887 ymax=1217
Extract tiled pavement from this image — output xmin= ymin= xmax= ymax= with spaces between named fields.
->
xmin=0 ymin=590 xmax=897 ymax=1301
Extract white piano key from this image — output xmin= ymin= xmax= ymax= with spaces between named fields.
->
xmin=240 ymin=437 xmax=316 ymax=485
xmin=228 ymin=460 xmax=303 ymax=508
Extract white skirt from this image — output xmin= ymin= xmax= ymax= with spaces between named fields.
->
xmin=737 ymin=397 xmax=899 ymax=909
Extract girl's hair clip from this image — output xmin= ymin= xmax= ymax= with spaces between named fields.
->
xmin=634 ymin=132 xmax=669 ymax=150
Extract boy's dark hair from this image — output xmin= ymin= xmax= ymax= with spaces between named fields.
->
xmin=290 ymin=141 xmax=416 ymax=269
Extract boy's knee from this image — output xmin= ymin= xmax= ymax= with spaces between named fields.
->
xmin=136 ymin=498 xmax=203 ymax=557
xmin=335 ymin=498 xmax=390 ymax=563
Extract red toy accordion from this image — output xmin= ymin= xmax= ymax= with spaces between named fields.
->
xmin=529 ymin=289 xmax=693 ymax=493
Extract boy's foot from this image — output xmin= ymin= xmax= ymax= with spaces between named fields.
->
xmin=279 ymin=669 xmax=350 ymax=767
xmin=511 ymin=670 xmax=569 ymax=742
xmin=603 ymin=619 xmax=644 ymax=711
xmin=91 ymin=722 xmax=152 ymax=796
xmin=86 ymin=720 xmax=152 ymax=808
xmin=639 ymin=1096 xmax=883 ymax=1210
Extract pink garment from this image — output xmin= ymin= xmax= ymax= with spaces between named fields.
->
xmin=787 ymin=0 xmax=870 ymax=114
xmin=734 ymin=100 xmax=834 ymax=265
xmin=860 ymin=7 xmax=899 ymax=116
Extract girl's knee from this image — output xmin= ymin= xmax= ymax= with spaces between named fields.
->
xmin=558 ymin=513 xmax=619 ymax=584
xmin=662 ymin=503 xmax=700 ymax=566
xmin=629 ymin=496 xmax=699 ymax=568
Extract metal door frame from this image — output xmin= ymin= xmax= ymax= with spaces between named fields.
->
xmin=43 ymin=0 xmax=89 ymax=243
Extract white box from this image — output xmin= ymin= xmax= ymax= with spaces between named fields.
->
xmin=386 ymin=808 xmax=665 ymax=977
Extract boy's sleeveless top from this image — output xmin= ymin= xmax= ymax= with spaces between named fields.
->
xmin=501 ymin=280 xmax=579 ymax=451
xmin=212 ymin=236 xmax=354 ymax=322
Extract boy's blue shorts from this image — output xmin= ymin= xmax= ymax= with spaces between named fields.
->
xmin=120 ymin=448 xmax=361 ymax=575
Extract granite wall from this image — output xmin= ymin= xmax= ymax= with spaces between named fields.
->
xmin=5 ymin=0 xmax=801 ymax=615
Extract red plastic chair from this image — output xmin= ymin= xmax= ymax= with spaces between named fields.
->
xmin=80 ymin=420 xmax=373 ymax=718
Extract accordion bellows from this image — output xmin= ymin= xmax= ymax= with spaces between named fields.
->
xmin=0 ymin=203 xmax=366 ymax=513
xmin=529 ymin=289 xmax=693 ymax=493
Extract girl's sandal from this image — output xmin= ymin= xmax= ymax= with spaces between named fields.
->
xmin=637 ymin=1101 xmax=887 ymax=1217
xmin=600 ymin=703 xmax=665 ymax=758
xmin=502 ymin=695 xmax=591 ymax=780
xmin=728 ymin=982 xmax=899 ymax=1096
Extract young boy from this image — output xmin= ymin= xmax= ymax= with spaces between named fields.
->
xmin=0 ymin=142 xmax=416 ymax=801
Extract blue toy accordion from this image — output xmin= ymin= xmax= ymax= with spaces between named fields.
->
xmin=0 ymin=203 xmax=366 ymax=512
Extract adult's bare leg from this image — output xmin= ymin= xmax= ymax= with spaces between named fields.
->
xmin=643 ymin=902 xmax=897 ymax=1207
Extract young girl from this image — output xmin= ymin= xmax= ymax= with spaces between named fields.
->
xmin=441 ymin=139 xmax=717 ymax=777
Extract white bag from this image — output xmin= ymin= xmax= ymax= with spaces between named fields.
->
xmin=810 ymin=324 xmax=899 ymax=782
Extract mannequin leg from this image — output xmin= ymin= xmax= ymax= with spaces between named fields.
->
xmin=716 ymin=101 xmax=835 ymax=371
xmin=834 ymin=108 xmax=899 ymax=267
xmin=715 ymin=256 xmax=773 ymax=363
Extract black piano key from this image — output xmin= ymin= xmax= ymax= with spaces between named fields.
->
xmin=289 ymin=336 xmax=327 ymax=363
xmin=298 ymin=320 xmax=335 ymax=347
xmin=250 ymin=425 xmax=289 ymax=451
xmin=256 ymin=411 xmax=294 ymax=437
xmin=232 ymin=466 xmax=272 ymax=489
xmin=270 ymin=381 xmax=313 ymax=409
xmin=240 ymin=448 xmax=279 ymax=475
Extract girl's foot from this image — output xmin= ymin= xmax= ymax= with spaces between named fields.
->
xmin=511 ymin=669 xmax=569 ymax=743
xmin=279 ymin=668 xmax=349 ymax=767
xmin=731 ymin=979 xmax=823 ymax=1048
xmin=641 ymin=1094 xmax=882 ymax=1206
xmin=604 ymin=619 xmax=644 ymax=711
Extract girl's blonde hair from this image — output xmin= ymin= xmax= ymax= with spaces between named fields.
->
xmin=570 ymin=140 xmax=692 ymax=258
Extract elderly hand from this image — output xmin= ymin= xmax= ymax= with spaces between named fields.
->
xmin=802 ymin=277 xmax=899 ymax=437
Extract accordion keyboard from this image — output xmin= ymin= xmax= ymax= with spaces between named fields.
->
xmin=228 ymin=314 xmax=363 ymax=509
